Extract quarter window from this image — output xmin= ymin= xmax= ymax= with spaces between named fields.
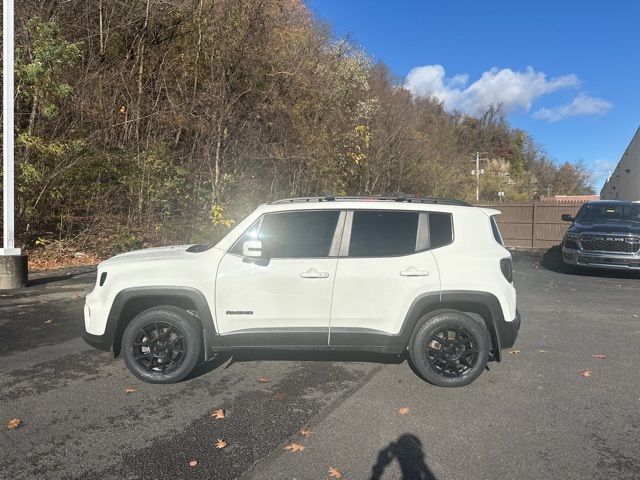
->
xmin=429 ymin=212 xmax=453 ymax=248
xmin=348 ymin=211 xmax=419 ymax=257
xmin=258 ymin=211 xmax=340 ymax=258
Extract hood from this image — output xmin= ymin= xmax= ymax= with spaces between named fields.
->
xmin=570 ymin=221 xmax=640 ymax=235
xmin=99 ymin=245 xmax=197 ymax=267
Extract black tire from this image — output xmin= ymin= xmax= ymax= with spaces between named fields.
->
xmin=122 ymin=306 xmax=202 ymax=384
xmin=408 ymin=310 xmax=489 ymax=387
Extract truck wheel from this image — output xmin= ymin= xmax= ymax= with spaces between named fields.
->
xmin=409 ymin=310 xmax=489 ymax=387
xmin=122 ymin=306 xmax=202 ymax=384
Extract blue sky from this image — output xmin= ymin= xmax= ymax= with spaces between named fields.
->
xmin=307 ymin=0 xmax=640 ymax=191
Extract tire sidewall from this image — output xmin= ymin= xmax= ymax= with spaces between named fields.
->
xmin=409 ymin=311 xmax=489 ymax=387
xmin=122 ymin=306 xmax=202 ymax=384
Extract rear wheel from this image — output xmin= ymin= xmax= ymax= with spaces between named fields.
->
xmin=409 ymin=310 xmax=489 ymax=387
xmin=122 ymin=306 xmax=202 ymax=384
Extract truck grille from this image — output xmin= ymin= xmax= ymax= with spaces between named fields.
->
xmin=580 ymin=235 xmax=640 ymax=253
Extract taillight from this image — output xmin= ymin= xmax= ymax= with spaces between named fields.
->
xmin=500 ymin=258 xmax=513 ymax=283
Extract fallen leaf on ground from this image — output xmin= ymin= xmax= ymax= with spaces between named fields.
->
xmin=215 ymin=438 xmax=227 ymax=449
xmin=328 ymin=466 xmax=343 ymax=478
xmin=398 ymin=407 xmax=410 ymax=415
xmin=591 ymin=354 xmax=607 ymax=359
xmin=508 ymin=349 xmax=520 ymax=355
xmin=633 ymin=314 xmax=638 ymax=318
xmin=580 ymin=370 xmax=593 ymax=378
xmin=613 ymin=284 xmax=622 ymax=288
xmin=188 ymin=459 xmax=198 ymax=467
xmin=44 ymin=319 xmax=53 ymax=324
xmin=7 ymin=418 xmax=22 ymax=430
xmin=258 ymin=377 xmax=270 ymax=383
xmin=284 ymin=442 xmax=305 ymax=452
xmin=125 ymin=387 xmax=136 ymax=394
xmin=300 ymin=426 xmax=312 ymax=437
xmin=537 ymin=349 xmax=548 ymax=353
xmin=211 ymin=408 xmax=225 ymax=419
xmin=273 ymin=392 xmax=287 ymax=399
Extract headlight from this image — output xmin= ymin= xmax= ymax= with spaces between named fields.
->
xmin=566 ymin=232 xmax=579 ymax=240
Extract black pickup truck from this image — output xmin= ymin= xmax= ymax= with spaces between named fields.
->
xmin=561 ymin=200 xmax=640 ymax=270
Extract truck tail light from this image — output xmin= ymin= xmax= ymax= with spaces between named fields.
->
xmin=500 ymin=258 xmax=513 ymax=283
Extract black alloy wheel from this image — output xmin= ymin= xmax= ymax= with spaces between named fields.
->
xmin=122 ymin=306 xmax=202 ymax=384
xmin=409 ymin=310 xmax=490 ymax=387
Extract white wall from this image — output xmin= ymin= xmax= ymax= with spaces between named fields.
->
xmin=601 ymin=127 xmax=640 ymax=201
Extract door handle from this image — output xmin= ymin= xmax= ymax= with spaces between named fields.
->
xmin=300 ymin=268 xmax=330 ymax=279
xmin=400 ymin=267 xmax=430 ymax=277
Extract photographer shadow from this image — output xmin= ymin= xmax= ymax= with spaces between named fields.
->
xmin=370 ymin=434 xmax=437 ymax=480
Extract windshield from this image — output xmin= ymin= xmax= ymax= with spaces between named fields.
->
xmin=575 ymin=203 xmax=640 ymax=222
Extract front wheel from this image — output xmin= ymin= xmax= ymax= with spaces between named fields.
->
xmin=409 ymin=311 xmax=489 ymax=387
xmin=122 ymin=306 xmax=202 ymax=384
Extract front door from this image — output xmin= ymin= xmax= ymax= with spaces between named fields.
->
xmin=215 ymin=210 xmax=343 ymax=347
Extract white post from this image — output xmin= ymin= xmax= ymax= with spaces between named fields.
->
xmin=2 ymin=0 xmax=20 ymax=256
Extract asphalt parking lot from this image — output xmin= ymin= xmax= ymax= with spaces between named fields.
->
xmin=1 ymin=250 xmax=639 ymax=480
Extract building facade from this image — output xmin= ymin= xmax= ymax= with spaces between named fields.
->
xmin=601 ymin=126 xmax=640 ymax=201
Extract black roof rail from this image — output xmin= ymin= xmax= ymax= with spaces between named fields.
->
xmin=270 ymin=195 xmax=472 ymax=207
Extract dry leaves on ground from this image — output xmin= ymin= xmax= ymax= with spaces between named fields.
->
xmin=398 ymin=407 xmax=410 ymax=415
xmin=188 ymin=459 xmax=198 ymax=467
xmin=591 ymin=354 xmax=607 ymax=359
xmin=284 ymin=442 xmax=305 ymax=453
xmin=300 ymin=426 xmax=312 ymax=437
xmin=537 ymin=349 xmax=548 ymax=353
xmin=215 ymin=439 xmax=228 ymax=449
xmin=580 ymin=370 xmax=593 ymax=378
xmin=258 ymin=377 xmax=270 ymax=383
xmin=44 ymin=319 xmax=53 ymax=325
xmin=7 ymin=418 xmax=22 ymax=430
xmin=211 ymin=408 xmax=225 ymax=419
xmin=273 ymin=392 xmax=287 ymax=399
xmin=328 ymin=466 xmax=343 ymax=478
xmin=508 ymin=349 xmax=520 ymax=355
xmin=125 ymin=387 xmax=136 ymax=394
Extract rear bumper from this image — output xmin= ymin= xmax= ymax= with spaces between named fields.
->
xmin=562 ymin=247 xmax=640 ymax=270
xmin=496 ymin=309 xmax=520 ymax=350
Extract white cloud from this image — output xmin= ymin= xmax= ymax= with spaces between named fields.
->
xmin=404 ymin=65 xmax=580 ymax=116
xmin=533 ymin=93 xmax=612 ymax=122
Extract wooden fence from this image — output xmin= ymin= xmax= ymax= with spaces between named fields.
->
xmin=476 ymin=202 xmax=584 ymax=248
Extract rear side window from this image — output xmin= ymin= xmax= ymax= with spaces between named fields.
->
xmin=429 ymin=212 xmax=453 ymax=248
xmin=490 ymin=216 xmax=504 ymax=246
xmin=259 ymin=211 xmax=339 ymax=258
xmin=348 ymin=211 xmax=419 ymax=257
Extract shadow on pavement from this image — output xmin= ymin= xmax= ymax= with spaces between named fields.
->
xmin=186 ymin=350 xmax=406 ymax=380
xmin=370 ymin=434 xmax=437 ymax=480
xmin=539 ymin=245 xmax=640 ymax=280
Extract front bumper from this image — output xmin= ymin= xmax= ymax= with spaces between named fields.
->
xmin=562 ymin=247 xmax=640 ymax=270
xmin=496 ymin=309 xmax=520 ymax=350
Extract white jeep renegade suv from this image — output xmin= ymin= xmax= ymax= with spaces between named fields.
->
xmin=83 ymin=196 xmax=520 ymax=387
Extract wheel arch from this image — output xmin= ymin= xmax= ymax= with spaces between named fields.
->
xmin=106 ymin=287 xmax=218 ymax=357
xmin=402 ymin=291 xmax=504 ymax=361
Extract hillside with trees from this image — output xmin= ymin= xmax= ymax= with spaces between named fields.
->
xmin=6 ymin=0 xmax=593 ymax=264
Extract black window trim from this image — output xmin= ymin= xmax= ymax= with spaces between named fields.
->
xmin=227 ymin=209 xmax=345 ymax=260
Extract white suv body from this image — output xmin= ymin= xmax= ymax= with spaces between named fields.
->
xmin=83 ymin=197 xmax=520 ymax=387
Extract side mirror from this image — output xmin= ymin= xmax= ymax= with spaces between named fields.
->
xmin=561 ymin=213 xmax=574 ymax=222
xmin=242 ymin=240 xmax=263 ymax=258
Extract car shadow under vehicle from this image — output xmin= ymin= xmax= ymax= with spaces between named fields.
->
xmin=538 ymin=245 xmax=640 ymax=279
xmin=186 ymin=350 xmax=406 ymax=381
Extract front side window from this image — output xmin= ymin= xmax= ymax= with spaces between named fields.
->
xmin=258 ymin=210 xmax=340 ymax=258
xmin=348 ymin=211 xmax=419 ymax=257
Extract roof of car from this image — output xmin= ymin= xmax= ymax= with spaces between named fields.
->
xmin=585 ymin=200 xmax=638 ymax=205
xmin=270 ymin=195 xmax=472 ymax=207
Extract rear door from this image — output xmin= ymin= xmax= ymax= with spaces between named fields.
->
xmin=329 ymin=210 xmax=444 ymax=346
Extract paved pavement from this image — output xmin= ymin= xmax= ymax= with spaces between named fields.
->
xmin=1 ymin=250 xmax=639 ymax=479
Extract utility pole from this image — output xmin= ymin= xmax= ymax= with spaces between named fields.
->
xmin=471 ymin=152 xmax=487 ymax=202
xmin=1 ymin=0 xmax=28 ymax=289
